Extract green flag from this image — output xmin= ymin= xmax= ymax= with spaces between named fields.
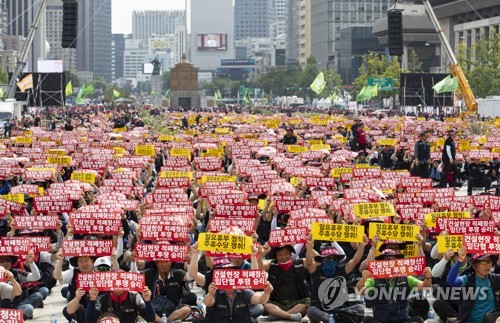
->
xmin=433 ymin=75 xmax=459 ymax=94
xmin=310 ymin=72 xmax=327 ymax=95
xmin=243 ymin=89 xmax=250 ymax=104
xmin=166 ymin=89 xmax=170 ymax=100
xmin=113 ymin=89 xmax=120 ymax=99
xmin=65 ymin=81 xmax=73 ymax=96
xmin=83 ymin=83 xmax=94 ymax=97
xmin=80 ymin=83 xmax=86 ymax=97
xmin=369 ymin=84 xmax=379 ymax=98
xmin=356 ymin=86 xmax=368 ymax=101
xmin=75 ymin=88 xmax=84 ymax=104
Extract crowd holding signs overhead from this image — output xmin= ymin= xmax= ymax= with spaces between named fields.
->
xmin=0 ymin=105 xmax=500 ymax=323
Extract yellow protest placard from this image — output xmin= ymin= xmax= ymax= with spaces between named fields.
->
xmin=113 ymin=147 xmax=126 ymax=156
xmin=205 ymin=148 xmax=224 ymax=157
xmin=198 ymin=233 xmax=252 ymax=255
xmin=354 ymin=202 xmax=396 ymax=218
xmin=290 ymin=177 xmax=302 ymax=187
xmin=15 ymin=137 xmax=33 ymax=144
xmin=158 ymin=135 xmax=174 ymax=142
xmin=437 ymin=235 xmax=463 ymax=253
xmin=38 ymin=187 xmax=44 ymax=196
xmin=492 ymin=148 xmax=500 ymax=153
xmin=308 ymin=140 xmax=323 ymax=145
xmin=266 ymin=119 xmax=280 ymax=129
xmin=71 ymin=172 xmax=96 ymax=184
xmin=135 ymin=144 xmax=155 ymax=157
xmin=0 ymin=194 xmax=24 ymax=204
xmin=170 ymin=148 xmax=191 ymax=157
xmin=378 ymin=139 xmax=398 ymax=146
xmin=287 ymin=145 xmax=308 ymax=153
xmin=368 ymin=223 xmax=419 ymax=242
xmin=417 ymin=117 xmax=426 ymax=121
xmin=184 ymin=130 xmax=196 ymax=135
xmin=310 ymin=144 xmax=331 ymax=151
xmin=310 ymin=119 xmax=328 ymax=126
xmin=478 ymin=136 xmax=488 ymax=144
xmin=459 ymin=140 xmax=470 ymax=151
xmin=215 ymin=128 xmax=230 ymax=134
xmin=374 ymin=242 xmax=418 ymax=258
xmin=24 ymin=130 xmax=32 ymax=136
xmin=201 ymin=175 xmax=236 ymax=183
xmin=201 ymin=151 xmax=223 ymax=158
xmin=311 ymin=222 xmax=364 ymax=243
xmin=424 ymin=211 xmax=470 ymax=228
xmin=241 ymin=134 xmax=258 ymax=139
xmin=435 ymin=138 xmax=445 ymax=148
xmin=113 ymin=127 xmax=127 ymax=133
xmin=289 ymin=119 xmax=302 ymax=125
xmin=160 ymin=171 xmax=193 ymax=179
xmin=47 ymin=156 xmax=71 ymax=165
xmin=331 ymin=168 xmax=353 ymax=178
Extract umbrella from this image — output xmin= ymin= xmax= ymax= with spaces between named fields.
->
xmin=113 ymin=97 xmax=133 ymax=103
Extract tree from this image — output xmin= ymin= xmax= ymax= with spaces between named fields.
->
xmin=298 ymin=56 xmax=320 ymax=100
xmin=161 ymin=71 xmax=171 ymax=91
xmin=93 ymin=76 xmax=107 ymax=93
xmin=0 ymin=67 xmax=8 ymax=84
xmin=319 ymin=69 xmax=343 ymax=98
xmin=457 ymin=32 xmax=500 ymax=98
xmin=352 ymin=52 xmax=401 ymax=99
xmin=407 ymin=49 xmax=422 ymax=72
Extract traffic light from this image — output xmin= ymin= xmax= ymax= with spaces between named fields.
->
xmin=62 ymin=0 xmax=78 ymax=48
xmin=388 ymin=10 xmax=403 ymax=56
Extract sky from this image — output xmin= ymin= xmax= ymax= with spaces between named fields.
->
xmin=111 ymin=0 xmax=186 ymax=34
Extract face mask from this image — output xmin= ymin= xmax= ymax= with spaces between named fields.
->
xmin=322 ymin=260 xmax=337 ymax=277
xmin=277 ymin=259 xmax=293 ymax=271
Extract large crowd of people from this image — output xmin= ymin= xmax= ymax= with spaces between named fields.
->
xmin=0 ymin=104 xmax=499 ymax=323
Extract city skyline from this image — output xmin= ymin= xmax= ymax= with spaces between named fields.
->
xmin=112 ymin=0 xmax=185 ymax=34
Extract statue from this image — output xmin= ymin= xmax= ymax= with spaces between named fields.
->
xmin=151 ymin=57 xmax=161 ymax=75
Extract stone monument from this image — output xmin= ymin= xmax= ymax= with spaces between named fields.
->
xmin=170 ymin=54 xmax=201 ymax=109
xmin=150 ymin=57 xmax=162 ymax=107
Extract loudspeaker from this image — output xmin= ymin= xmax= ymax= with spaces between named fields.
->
xmin=62 ymin=0 xmax=78 ymax=48
xmin=388 ymin=11 xmax=403 ymax=56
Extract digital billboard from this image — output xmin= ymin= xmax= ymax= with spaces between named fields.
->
xmin=197 ymin=34 xmax=227 ymax=51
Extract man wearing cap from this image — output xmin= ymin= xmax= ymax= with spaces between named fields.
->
xmin=413 ymin=130 xmax=431 ymax=178
xmin=440 ymin=129 xmax=458 ymax=188
xmin=446 ymin=247 xmax=500 ymax=323
xmin=357 ymin=249 xmax=433 ymax=323
xmin=466 ymin=156 xmax=492 ymax=196
xmin=259 ymin=244 xmax=312 ymax=322
xmin=305 ymin=234 xmax=368 ymax=323
xmin=282 ymin=128 xmax=297 ymax=145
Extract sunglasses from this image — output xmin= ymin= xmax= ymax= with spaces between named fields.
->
xmin=95 ymin=266 xmax=111 ymax=272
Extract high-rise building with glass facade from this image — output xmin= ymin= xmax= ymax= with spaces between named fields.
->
xmin=132 ymin=10 xmax=185 ymax=42
xmin=234 ymin=0 xmax=275 ymax=40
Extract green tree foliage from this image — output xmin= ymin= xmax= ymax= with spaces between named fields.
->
xmin=407 ymin=49 xmax=422 ymax=73
xmin=93 ymin=76 xmax=107 ymax=93
xmin=161 ymin=71 xmax=171 ymax=91
xmin=352 ymin=52 xmax=401 ymax=98
xmin=200 ymin=77 xmax=241 ymax=97
xmin=0 ymin=66 xmax=8 ymax=84
xmin=65 ymin=70 xmax=80 ymax=88
xmin=456 ymin=32 xmax=500 ymax=98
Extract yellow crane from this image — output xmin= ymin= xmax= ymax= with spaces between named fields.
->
xmin=422 ymin=0 xmax=477 ymax=112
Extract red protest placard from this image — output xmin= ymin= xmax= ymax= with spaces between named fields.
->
xmin=207 ymin=192 xmax=248 ymax=207
xmin=62 ymin=240 xmax=113 ymax=257
xmin=133 ymin=244 xmax=188 ymax=262
xmin=400 ymin=177 xmax=432 ymax=189
xmin=209 ymin=217 xmax=255 ymax=235
xmin=157 ymin=177 xmax=190 ymax=188
xmin=0 ymin=309 xmax=24 ymax=323
xmin=10 ymin=185 xmax=40 ymax=196
xmin=0 ymin=238 xmax=31 ymax=256
xmin=2 ymin=237 xmax=51 ymax=253
xmin=268 ymin=228 xmax=307 ymax=247
xmin=70 ymin=214 xmax=122 ymax=235
xmin=274 ymin=198 xmax=316 ymax=213
xmin=214 ymin=204 xmax=258 ymax=218
xmin=140 ymin=224 xmax=190 ymax=241
xmin=34 ymin=194 xmax=73 ymax=213
xmin=76 ymin=272 xmax=145 ymax=292
xmin=213 ymin=270 xmax=267 ymax=290
xmin=462 ymin=235 xmax=500 ymax=254
xmin=13 ymin=216 xmax=59 ymax=230
xmin=368 ymin=256 xmax=426 ymax=279
xmin=435 ymin=218 xmax=496 ymax=235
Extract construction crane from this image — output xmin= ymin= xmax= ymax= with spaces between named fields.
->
xmin=422 ymin=0 xmax=477 ymax=112
xmin=4 ymin=0 xmax=47 ymax=100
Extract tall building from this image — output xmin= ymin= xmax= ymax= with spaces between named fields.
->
xmin=4 ymin=0 xmax=49 ymax=72
xmin=112 ymin=34 xmax=125 ymax=81
xmin=274 ymin=0 xmax=287 ymax=20
xmin=234 ymin=0 xmax=275 ymax=40
xmin=76 ymin=0 xmax=112 ymax=82
xmin=311 ymin=0 xmax=390 ymax=69
xmin=46 ymin=0 xmax=77 ymax=71
xmin=0 ymin=0 xmax=7 ymax=49
xmin=187 ymin=0 xmax=234 ymax=71
xmin=285 ymin=0 xmax=300 ymax=65
xmin=123 ymin=38 xmax=148 ymax=80
xmin=298 ymin=0 xmax=311 ymax=66
xmin=132 ymin=10 xmax=185 ymax=42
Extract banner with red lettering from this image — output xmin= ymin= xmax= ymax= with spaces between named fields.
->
xmin=209 ymin=217 xmax=255 ymax=235
xmin=274 ymin=198 xmax=316 ymax=213
xmin=0 ymin=238 xmax=31 ymax=256
xmin=368 ymin=256 xmax=426 ymax=278
xmin=34 ymin=194 xmax=73 ymax=213
xmin=0 ymin=309 xmax=24 ymax=323
xmin=62 ymin=240 xmax=113 ymax=257
xmin=140 ymin=224 xmax=190 ymax=241
xmin=214 ymin=204 xmax=258 ymax=218
xmin=462 ymin=235 xmax=500 ymax=254
xmin=213 ymin=270 xmax=267 ymax=290
xmin=77 ymin=272 xmax=145 ymax=292
xmin=70 ymin=213 xmax=121 ymax=235
xmin=133 ymin=244 xmax=188 ymax=262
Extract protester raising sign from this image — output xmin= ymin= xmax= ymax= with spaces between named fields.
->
xmin=368 ymin=256 xmax=426 ymax=279
xmin=77 ymin=272 xmax=145 ymax=292
xmin=311 ymin=222 xmax=365 ymax=243
xmin=213 ymin=270 xmax=267 ymax=290
xmin=198 ymin=233 xmax=253 ymax=255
